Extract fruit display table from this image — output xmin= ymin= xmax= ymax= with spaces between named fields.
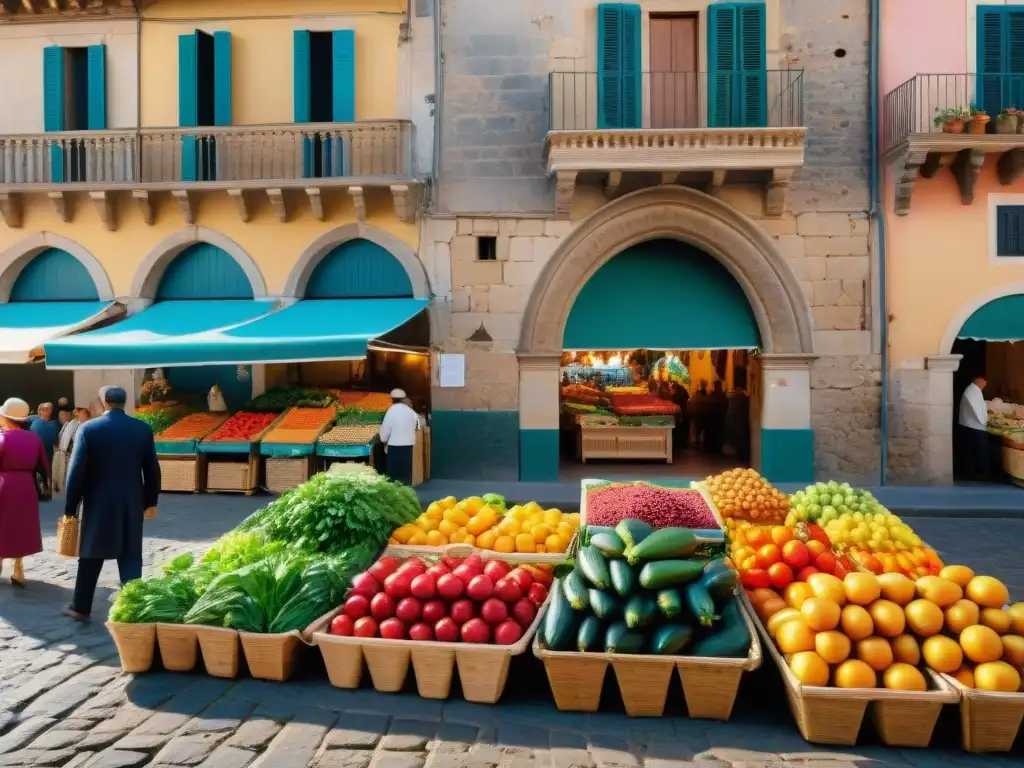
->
xmin=260 ymin=407 xmax=336 ymax=492
xmin=198 ymin=411 xmax=281 ymax=494
xmin=578 ymin=425 xmax=674 ymax=463
xmin=154 ymin=412 xmax=228 ymax=492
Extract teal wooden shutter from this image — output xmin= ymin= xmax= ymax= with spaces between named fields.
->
xmin=43 ymin=46 xmax=66 ymax=182
xmin=86 ymin=45 xmax=106 ymax=130
xmin=214 ymin=31 xmax=232 ymax=126
xmin=332 ymin=30 xmax=356 ymax=122
xmin=707 ymin=4 xmax=737 ymax=127
xmin=294 ymin=30 xmax=313 ymax=177
xmin=977 ymin=7 xmax=1007 ymax=119
xmin=179 ymin=32 xmax=199 ymax=181
xmin=738 ymin=3 xmax=767 ymax=127
xmin=597 ymin=4 xmax=622 ymax=129
xmin=1009 ymin=11 xmax=1024 ymax=115
xmin=620 ymin=4 xmax=641 ymax=128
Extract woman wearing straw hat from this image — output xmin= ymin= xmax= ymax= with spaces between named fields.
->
xmin=0 ymin=397 xmax=49 ymax=587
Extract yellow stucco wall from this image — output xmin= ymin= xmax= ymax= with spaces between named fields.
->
xmin=140 ymin=0 xmax=404 ymax=127
xmin=885 ymin=161 xmax=1024 ymax=365
xmin=0 ymin=191 xmax=418 ymax=297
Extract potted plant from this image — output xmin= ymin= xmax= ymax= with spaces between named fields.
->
xmin=934 ymin=105 xmax=970 ymax=133
xmin=968 ymin=103 xmax=991 ymax=134
xmin=997 ymin=107 xmax=1021 ymax=134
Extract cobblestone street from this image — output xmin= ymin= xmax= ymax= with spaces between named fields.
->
xmin=1 ymin=496 xmax=1022 ymax=768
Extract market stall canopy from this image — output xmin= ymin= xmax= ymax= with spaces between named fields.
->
xmin=43 ymin=300 xmax=276 ymax=369
xmin=0 ymin=301 xmax=124 ymax=364
xmin=563 ymin=241 xmax=762 ymax=351
xmin=957 ymin=294 xmax=1024 ymax=342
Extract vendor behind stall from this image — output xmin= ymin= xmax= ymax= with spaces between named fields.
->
xmin=958 ymin=372 xmax=990 ymax=480
xmin=379 ymin=388 xmax=421 ymax=485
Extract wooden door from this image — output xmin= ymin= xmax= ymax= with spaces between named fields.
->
xmin=649 ymin=15 xmax=698 ymax=128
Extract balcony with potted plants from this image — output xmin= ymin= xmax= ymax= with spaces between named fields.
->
xmin=884 ymin=74 xmax=1024 ymax=214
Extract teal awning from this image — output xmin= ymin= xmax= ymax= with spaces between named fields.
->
xmin=0 ymin=301 xmax=121 ymax=364
xmin=958 ymin=294 xmax=1024 ymax=342
xmin=43 ymin=300 xmax=275 ymax=369
xmin=563 ymin=240 xmax=761 ymax=350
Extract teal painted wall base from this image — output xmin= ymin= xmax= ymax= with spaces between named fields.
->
xmin=761 ymin=428 xmax=815 ymax=483
xmin=519 ymin=429 xmax=559 ymax=482
xmin=430 ymin=410 xmax=519 ymax=481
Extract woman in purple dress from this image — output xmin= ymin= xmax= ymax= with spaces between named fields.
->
xmin=0 ymin=398 xmax=48 ymax=587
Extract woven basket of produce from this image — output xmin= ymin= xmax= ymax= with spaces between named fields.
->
xmin=207 ymin=456 xmax=259 ymax=493
xmin=238 ymin=631 xmax=308 ymax=682
xmin=156 ymin=623 xmax=199 ymax=672
xmin=265 ymin=457 xmax=312 ymax=493
xmin=195 ymin=627 xmax=242 ymax=678
xmin=942 ymin=673 xmax=1024 ymax=753
xmin=158 ymin=455 xmax=205 ymax=493
xmin=106 ymin=622 xmax=157 ymax=674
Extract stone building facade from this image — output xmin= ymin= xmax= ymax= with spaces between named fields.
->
xmin=421 ymin=0 xmax=882 ymax=484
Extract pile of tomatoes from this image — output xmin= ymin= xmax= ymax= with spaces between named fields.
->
xmin=729 ymin=522 xmax=856 ymax=591
xmin=204 ymin=412 xmax=278 ymax=442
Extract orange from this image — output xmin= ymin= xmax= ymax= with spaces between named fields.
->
xmin=801 ymin=597 xmax=841 ymax=631
xmin=965 ymin=576 xmax=1010 ymax=609
xmin=749 ymin=588 xmax=781 ymax=608
xmin=1000 ymin=634 xmax=1024 ymax=667
xmin=776 ymin=619 xmax=817 ymax=654
xmin=973 ymin=661 xmax=1022 ymax=692
xmin=759 ymin=598 xmax=787 ymax=621
xmin=939 ymin=564 xmax=975 ymax=588
xmin=1009 ymin=602 xmax=1024 ymax=634
xmin=531 ymin=524 xmax=552 ymax=544
xmin=757 ymin=544 xmax=782 ymax=568
xmin=789 ymin=651 xmax=830 ymax=686
xmin=425 ymin=530 xmax=447 ymax=547
xmin=493 ymin=535 xmax=516 ymax=553
xmin=921 ymin=635 xmax=964 ymax=673
xmin=767 ymin=608 xmax=803 ymax=638
xmin=784 ymin=582 xmax=814 ymax=610
xmin=883 ymin=663 xmax=927 ymax=691
xmin=951 ymin=666 xmax=975 ymax=688
xmin=915 ymin=576 xmax=962 ymax=608
xmin=904 ymin=599 xmax=944 ymax=637
xmin=840 ymin=604 xmax=874 ymax=641
xmin=514 ymin=533 xmax=536 ymax=553
xmin=960 ymin=625 xmax=1004 ymax=664
xmin=980 ymin=608 xmax=1012 ymax=635
xmin=815 ymin=631 xmax=852 ymax=664
xmin=856 ymin=637 xmax=894 ymax=672
xmin=843 ymin=573 xmax=881 ymax=606
xmin=945 ymin=599 xmax=981 ymax=635
xmin=877 ymin=573 xmax=916 ymax=606
xmin=806 ymin=573 xmax=846 ymax=606
xmin=834 ymin=659 xmax=877 ymax=689
xmin=771 ymin=526 xmax=795 ymax=546
xmin=545 ymin=534 xmax=569 ymax=553
xmin=438 ymin=519 xmax=460 ymax=538
xmin=475 ymin=530 xmax=498 ymax=550
xmin=868 ymin=600 xmax=906 ymax=638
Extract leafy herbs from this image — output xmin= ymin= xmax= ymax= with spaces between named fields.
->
xmin=134 ymin=410 xmax=178 ymax=435
xmin=109 ymin=575 xmax=198 ymax=624
xmin=245 ymin=387 xmax=336 ymax=413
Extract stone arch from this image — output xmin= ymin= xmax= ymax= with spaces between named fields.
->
xmin=937 ymin=281 xmax=1024 ymax=355
xmin=518 ymin=186 xmax=814 ymax=356
xmin=131 ymin=227 xmax=267 ymax=300
xmin=0 ymin=232 xmax=115 ymax=303
xmin=284 ymin=223 xmax=431 ymax=300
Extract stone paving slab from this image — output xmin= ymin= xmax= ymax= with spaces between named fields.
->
xmin=1 ymin=495 xmax=1023 ymax=767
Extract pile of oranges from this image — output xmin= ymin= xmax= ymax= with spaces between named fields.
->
xmin=390 ymin=496 xmax=579 ymax=554
xmin=705 ymin=468 xmax=791 ymax=523
xmin=262 ymin=407 xmax=335 ymax=443
xmin=157 ymin=412 xmax=227 ymax=441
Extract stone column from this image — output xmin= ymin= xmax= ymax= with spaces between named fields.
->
xmin=924 ymin=354 xmax=962 ymax=484
xmin=518 ymin=352 xmax=561 ymax=482
xmin=758 ymin=353 xmax=817 ymax=482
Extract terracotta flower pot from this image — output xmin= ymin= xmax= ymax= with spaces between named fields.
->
xmin=943 ymin=119 xmax=965 ymax=134
xmin=968 ymin=114 xmax=990 ymax=134
xmin=996 ymin=115 xmax=1019 ymax=134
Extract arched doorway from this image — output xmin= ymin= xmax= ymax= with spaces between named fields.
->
xmin=517 ymin=186 xmax=815 ymax=482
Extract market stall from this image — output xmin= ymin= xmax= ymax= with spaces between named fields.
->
xmin=153 ymin=412 xmax=228 ymax=492
xmin=259 ymin=405 xmax=337 ymax=492
xmin=986 ymin=400 xmax=1024 ymax=485
xmin=198 ymin=411 xmax=281 ymax=494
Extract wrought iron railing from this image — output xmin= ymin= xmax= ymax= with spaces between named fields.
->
xmin=884 ymin=73 xmax=1024 ymax=151
xmin=548 ymin=70 xmax=804 ymax=131
xmin=0 ymin=120 xmax=412 ymax=185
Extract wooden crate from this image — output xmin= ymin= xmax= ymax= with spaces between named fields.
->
xmin=265 ymin=457 xmax=312 ymax=493
xmin=578 ymin=426 xmax=673 ymax=463
xmin=158 ymin=455 xmax=205 ymax=493
xmin=207 ymin=455 xmax=260 ymax=495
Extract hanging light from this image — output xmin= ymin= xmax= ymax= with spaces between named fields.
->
xmin=236 ymin=365 xmax=250 ymax=382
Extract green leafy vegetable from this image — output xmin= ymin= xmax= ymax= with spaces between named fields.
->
xmin=246 ymin=387 xmax=335 ymax=412
xmin=108 ymin=575 xmax=198 ymax=624
xmin=134 ymin=410 xmax=178 ymax=435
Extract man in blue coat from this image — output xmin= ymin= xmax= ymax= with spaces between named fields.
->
xmin=61 ymin=386 xmax=161 ymax=621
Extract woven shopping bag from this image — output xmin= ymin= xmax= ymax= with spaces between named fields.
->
xmin=56 ymin=515 xmax=80 ymax=558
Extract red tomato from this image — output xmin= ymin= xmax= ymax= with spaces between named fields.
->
xmin=740 ymin=568 xmax=772 ymax=589
xmin=379 ymin=618 xmax=407 ymax=640
xmin=806 ymin=523 xmax=831 ymax=546
xmin=493 ymin=619 xmax=523 ymax=646
xmin=781 ymin=540 xmax=810 ymax=570
xmin=832 ymin=563 xmax=849 ymax=579
xmin=330 ymin=614 xmax=354 ymax=636
xmin=353 ymin=617 xmax=378 ymax=637
xmin=408 ymin=622 xmax=433 ymax=641
xmin=805 ymin=540 xmax=827 ymax=558
xmin=507 ymin=568 xmax=534 ymax=591
xmin=768 ymin=562 xmax=794 ymax=590
xmin=433 ymin=617 xmax=459 ymax=642
xmin=795 ymin=566 xmax=819 ymax=582
xmin=814 ymin=551 xmax=837 ymax=574
xmin=526 ymin=583 xmax=548 ymax=606
xmin=757 ymin=544 xmax=781 ymax=568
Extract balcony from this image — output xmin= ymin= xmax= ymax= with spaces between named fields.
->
xmin=884 ymin=74 xmax=1024 ymax=215
xmin=0 ymin=120 xmax=419 ymax=230
xmin=546 ymin=70 xmax=806 ymax=219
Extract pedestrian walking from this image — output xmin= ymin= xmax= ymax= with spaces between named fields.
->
xmin=61 ymin=387 xmax=161 ymax=621
xmin=0 ymin=398 xmax=49 ymax=587
xmin=53 ymin=406 xmax=88 ymax=493
xmin=378 ymin=388 xmax=421 ymax=485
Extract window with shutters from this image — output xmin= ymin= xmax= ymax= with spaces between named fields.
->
xmin=996 ymin=205 xmax=1024 ymax=256
xmin=294 ymin=29 xmax=355 ymax=177
xmin=179 ymin=30 xmax=231 ymax=182
xmin=43 ymin=45 xmax=106 ymax=182
xmin=976 ymin=6 xmax=1024 ymax=120
xmin=708 ymin=2 xmax=767 ymax=128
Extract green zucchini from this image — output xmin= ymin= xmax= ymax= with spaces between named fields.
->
xmin=588 ymin=589 xmax=621 ymax=621
xmin=577 ymin=615 xmax=603 ymax=652
xmin=583 ymin=525 xmax=616 ymax=544
xmin=638 ymin=559 xmax=706 ymax=589
xmin=625 ymin=527 xmax=698 ymax=564
xmin=691 ymin=600 xmax=750 ymax=658
xmin=624 ymin=594 xmax=657 ymax=629
xmin=609 ymin=559 xmax=636 ymax=598
xmin=702 ymin=563 xmax=738 ymax=604
xmin=685 ymin=582 xmax=719 ymax=627
xmin=578 ymin=545 xmax=612 ymax=590
xmin=615 ymin=519 xmax=654 ymax=549
xmin=604 ymin=621 xmax=645 ymax=654
xmin=589 ymin=531 xmax=626 ymax=558
xmin=651 ymin=623 xmax=694 ymax=655
xmin=656 ymin=588 xmax=684 ymax=619
xmin=542 ymin=579 xmax=578 ymax=650
xmin=562 ymin=569 xmax=590 ymax=611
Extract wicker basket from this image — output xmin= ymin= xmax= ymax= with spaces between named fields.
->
xmin=265 ymin=457 xmax=311 ymax=493
xmin=106 ymin=622 xmax=157 ymax=674
xmin=156 ymin=624 xmax=199 ymax=672
xmin=195 ymin=626 xmax=242 ymax=679
xmin=238 ymin=631 xmax=307 ymax=681
xmin=1002 ymin=444 xmax=1024 ymax=481
xmin=159 ymin=455 xmax=205 ymax=493
xmin=748 ymin=593 xmax=958 ymax=746
xmin=942 ymin=673 xmax=1024 ymax=752
xmin=207 ymin=456 xmax=260 ymax=494
xmin=55 ymin=514 xmax=80 ymax=559
xmin=533 ymin=593 xmax=761 ymax=718
xmin=308 ymin=591 xmax=549 ymax=703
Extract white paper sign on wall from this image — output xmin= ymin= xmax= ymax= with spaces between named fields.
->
xmin=438 ymin=354 xmax=465 ymax=388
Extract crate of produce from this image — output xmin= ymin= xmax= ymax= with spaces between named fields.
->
xmin=238 ymin=630 xmax=309 ymax=682
xmin=310 ymin=552 xmax=554 ymax=702
xmin=194 ymin=627 xmax=242 ymax=678
xmin=199 ymin=411 xmax=281 ymax=455
xmin=942 ymin=673 xmax=1024 ymax=752
xmin=158 ymin=454 xmax=207 ymax=493
xmin=387 ymin=495 xmax=582 ymax=565
xmin=260 ymin=407 xmax=336 ymax=461
xmin=155 ymin=412 xmax=229 ymax=455
xmin=582 ymin=479 xmax=724 ymax=542
xmin=106 ymin=622 xmax=158 ymax=674
xmin=156 ymin=623 xmax=199 ymax=672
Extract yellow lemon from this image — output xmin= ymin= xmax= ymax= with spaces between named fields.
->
xmin=545 ymin=534 xmax=568 ymax=553
xmin=498 ymin=519 xmax=520 ymax=537
xmin=414 ymin=517 xmax=437 ymax=532
xmin=444 ymin=507 xmax=470 ymax=526
xmin=475 ymin=505 xmax=499 ymax=530
xmin=475 ymin=530 xmax=498 ymax=550
xmin=523 ymin=501 xmax=543 ymax=516
xmin=544 ymin=510 xmax=563 ymax=526
xmin=407 ymin=532 xmax=429 ymax=546
xmin=392 ymin=524 xmax=419 ymax=544
xmin=515 ymin=533 xmax=537 ymax=553
xmin=462 ymin=497 xmax=485 ymax=514
xmin=425 ymin=530 xmax=447 ymax=547
xmin=556 ymin=522 xmax=575 ymax=539
xmin=425 ymin=501 xmax=444 ymax=518
xmin=438 ymin=519 xmax=460 ymax=538
xmin=567 ymin=512 xmax=581 ymax=527
xmin=439 ymin=495 xmax=457 ymax=509
xmin=494 ymin=535 xmax=516 ymax=553
xmin=527 ymin=512 xmax=545 ymax=528
xmin=532 ymin=524 xmax=552 ymax=544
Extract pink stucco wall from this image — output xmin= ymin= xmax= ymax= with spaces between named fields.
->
xmin=881 ymin=0 xmax=967 ymax=93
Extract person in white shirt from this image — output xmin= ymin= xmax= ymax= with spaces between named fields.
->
xmin=958 ymin=374 xmax=991 ymax=480
xmin=379 ymin=388 xmax=420 ymax=485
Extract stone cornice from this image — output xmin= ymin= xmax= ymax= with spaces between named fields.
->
xmin=0 ymin=0 xmax=136 ymax=21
